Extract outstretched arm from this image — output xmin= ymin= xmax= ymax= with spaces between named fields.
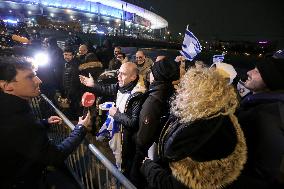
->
xmin=79 ymin=73 xmax=117 ymax=97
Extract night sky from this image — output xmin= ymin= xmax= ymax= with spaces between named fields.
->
xmin=142 ymin=0 xmax=284 ymax=45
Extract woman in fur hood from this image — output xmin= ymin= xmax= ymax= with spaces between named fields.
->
xmin=140 ymin=68 xmax=247 ymax=189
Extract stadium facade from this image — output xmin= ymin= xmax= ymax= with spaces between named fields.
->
xmin=0 ymin=0 xmax=168 ymax=39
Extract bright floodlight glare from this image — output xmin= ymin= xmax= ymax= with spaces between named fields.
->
xmin=33 ymin=52 xmax=49 ymax=67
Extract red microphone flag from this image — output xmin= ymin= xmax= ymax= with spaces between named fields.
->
xmin=81 ymin=92 xmax=96 ymax=107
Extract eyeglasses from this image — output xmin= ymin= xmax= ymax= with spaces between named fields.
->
xmin=136 ymin=56 xmax=143 ymax=60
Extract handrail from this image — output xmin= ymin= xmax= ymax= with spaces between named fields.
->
xmin=40 ymin=93 xmax=137 ymax=189
xmin=41 ymin=94 xmax=75 ymax=130
xmin=89 ymin=144 xmax=137 ymax=189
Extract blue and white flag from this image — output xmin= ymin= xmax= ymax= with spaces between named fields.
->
xmin=96 ymin=103 xmax=122 ymax=170
xmin=96 ymin=113 xmax=120 ymax=141
xmin=237 ymin=80 xmax=251 ymax=98
xmin=213 ymin=54 xmax=225 ymax=63
xmin=96 ymin=103 xmax=119 ymax=141
xmin=180 ymin=26 xmax=202 ymax=61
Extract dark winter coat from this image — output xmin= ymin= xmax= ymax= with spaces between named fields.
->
xmin=62 ymin=58 xmax=80 ymax=99
xmin=131 ymin=82 xmax=175 ymax=187
xmin=141 ymin=115 xmax=247 ymax=189
xmin=137 ymin=82 xmax=175 ymax=150
xmin=108 ymin=58 xmax=121 ymax=70
xmin=0 ymin=92 xmax=87 ymax=189
xmin=90 ymin=78 xmax=146 ymax=175
xmin=231 ymin=92 xmax=284 ymax=189
xmin=62 ymin=58 xmax=82 ymax=119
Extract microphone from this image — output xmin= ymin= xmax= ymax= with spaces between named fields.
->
xmin=81 ymin=92 xmax=96 ymax=118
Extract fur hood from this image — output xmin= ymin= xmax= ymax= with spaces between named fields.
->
xmin=79 ymin=61 xmax=103 ymax=71
xmin=169 ymin=114 xmax=247 ymax=189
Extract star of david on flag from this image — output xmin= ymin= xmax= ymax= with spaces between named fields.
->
xmin=180 ymin=26 xmax=202 ymax=61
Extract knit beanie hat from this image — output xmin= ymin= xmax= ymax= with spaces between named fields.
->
xmin=151 ymin=59 xmax=180 ymax=82
xmin=273 ymin=49 xmax=284 ymax=59
xmin=211 ymin=62 xmax=237 ymax=85
xmin=256 ymin=57 xmax=284 ymax=91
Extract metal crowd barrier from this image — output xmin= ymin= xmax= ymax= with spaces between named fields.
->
xmin=30 ymin=94 xmax=136 ymax=189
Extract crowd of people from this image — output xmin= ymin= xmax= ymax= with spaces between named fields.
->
xmin=0 ymin=35 xmax=284 ymax=189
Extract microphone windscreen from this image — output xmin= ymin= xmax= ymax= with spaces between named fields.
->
xmin=81 ymin=92 xmax=96 ymax=107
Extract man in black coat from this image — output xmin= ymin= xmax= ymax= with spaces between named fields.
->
xmin=0 ymin=57 xmax=91 ymax=189
xmin=80 ymin=62 xmax=146 ymax=178
xmin=231 ymin=57 xmax=284 ymax=189
xmin=59 ymin=46 xmax=81 ymax=120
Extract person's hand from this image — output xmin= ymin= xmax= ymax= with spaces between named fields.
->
xmin=175 ymin=55 xmax=185 ymax=63
xmin=142 ymin=157 xmax=151 ymax=164
xmin=109 ymin=107 xmax=118 ymax=117
xmin=48 ymin=116 xmax=62 ymax=125
xmin=155 ymin=55 xmax=166 ymax=62
xmin=79 ymin=73 xmax=95 ymax=87
xmin=78 ymin=111 xmax=92 ymax=130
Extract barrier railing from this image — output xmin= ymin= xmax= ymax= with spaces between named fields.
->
xmin=30 ymin=94 xmax=136 ymax=189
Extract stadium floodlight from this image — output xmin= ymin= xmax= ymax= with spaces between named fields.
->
xmin=3 ymin=19 xmax=18 ymax=24
xmin=96 ymin=31 xmax=105 ymax=35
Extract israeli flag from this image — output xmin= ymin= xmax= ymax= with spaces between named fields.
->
xmin=180 ymin=26 xmax=202 ymax=61
xmin=96 ymin=105 xmax=119 ymax=141
xmin=237 ymin=80 xmax=251 ymax=98
xmin=96 ymin=103 xmax=122 ymax=170
xmin=213 ymin=54 xmax=225 ymax=63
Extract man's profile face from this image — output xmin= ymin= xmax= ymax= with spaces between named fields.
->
xmin=63 ymin=52 xmax=74 ymax=63
xmin=245 ymin=67 xmax=267 ymax=93
xmin=117 ymin=64 xmax=136 ymax=87
xmin=7 ymin=69 xmax=42 ymax=100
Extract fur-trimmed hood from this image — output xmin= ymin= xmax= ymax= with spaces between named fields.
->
xmin=160 ymin=114 xmax=247 ymax=189
xmin=79 ymin=61 xmax=103 ymax=71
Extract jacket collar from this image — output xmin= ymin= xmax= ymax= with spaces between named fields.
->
xmin=0 ymin=91 xmax=31 ymax=116
xmin=241 ymin=91 xmax=284 ymax=108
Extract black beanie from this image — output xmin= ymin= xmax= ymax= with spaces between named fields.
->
xmin=256 ymin=57 xmax=284 ymax=91
xmin=151 ymin=59 xmax=180 ymax=82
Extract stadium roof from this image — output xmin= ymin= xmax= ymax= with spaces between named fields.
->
xmin=2 ymin=0 xmax=168 ymax=29
xmin=85 ymin=0 xmax=168 ymax=29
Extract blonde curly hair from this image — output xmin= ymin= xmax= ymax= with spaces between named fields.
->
xmin=171 ymin=68 xmax=239 ymax=123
